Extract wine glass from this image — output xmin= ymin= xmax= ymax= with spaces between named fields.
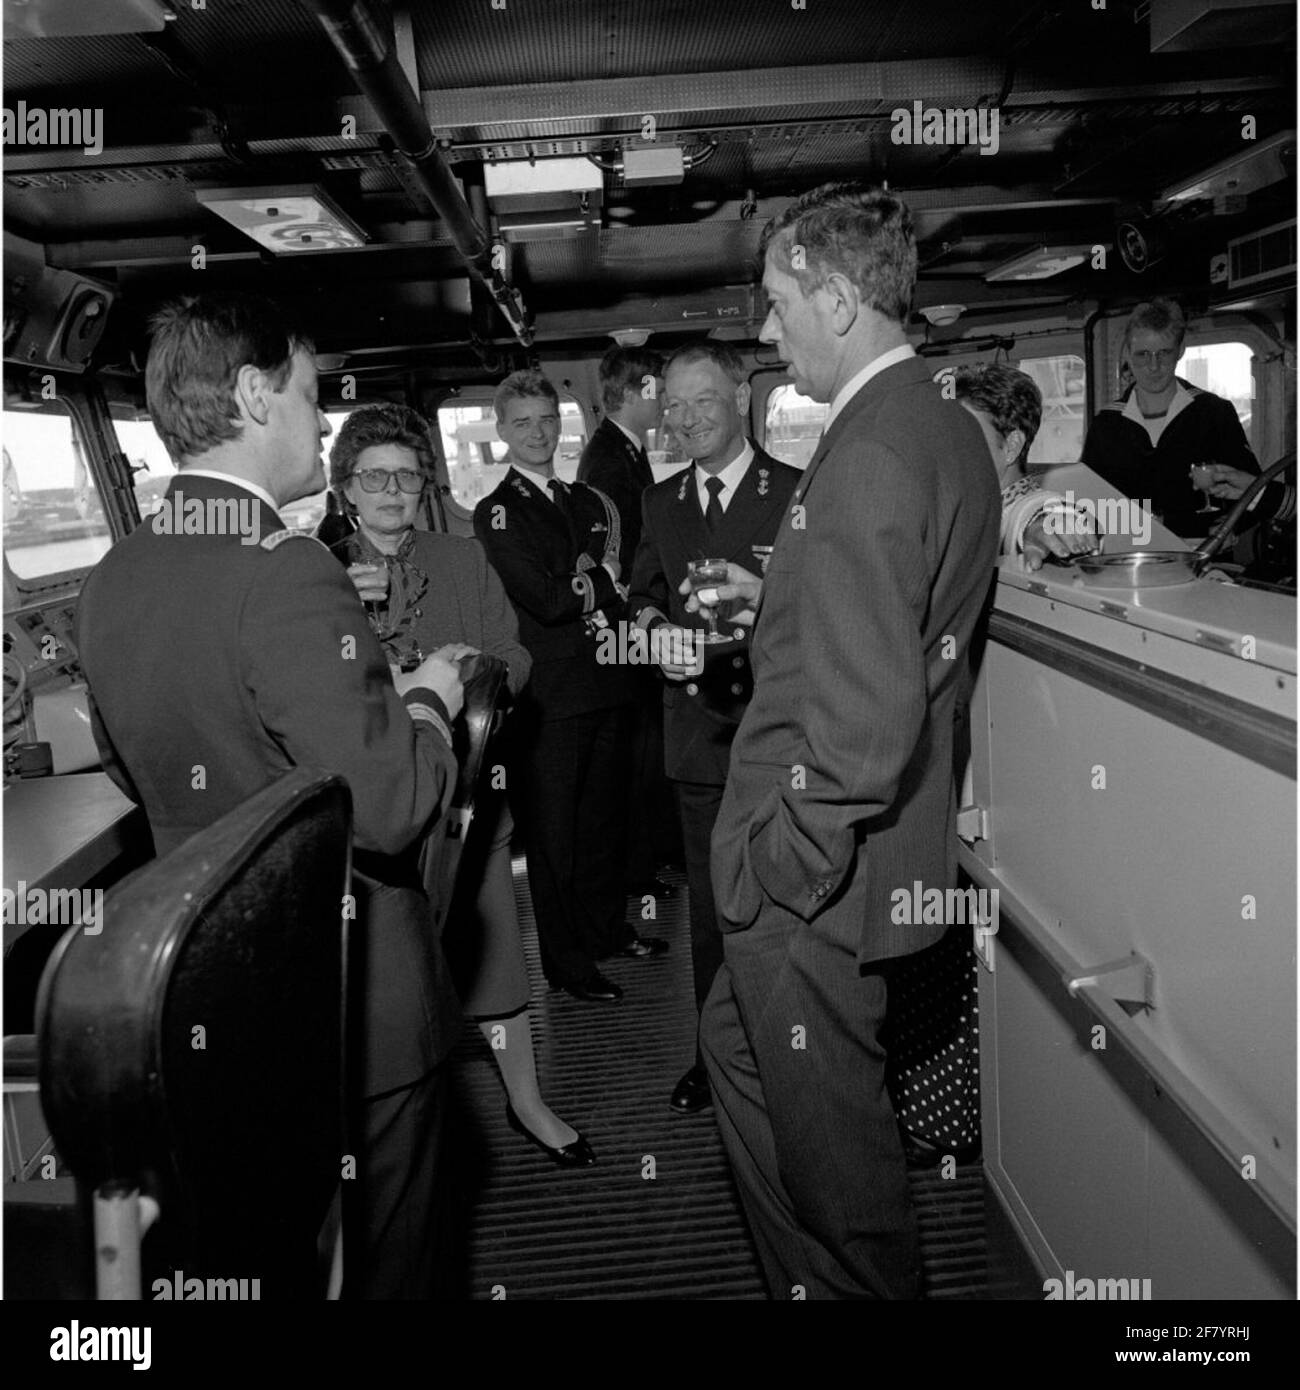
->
xmin=687 ymin=557 xmax=730 ymax=643
xmin=1189 ymin=464 xmax=1218 ymax=516
xmin=350 ymin=558 xmax=391 ymax=629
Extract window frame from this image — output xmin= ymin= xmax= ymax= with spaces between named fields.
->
xmin=2 ymin=376 xmax=130 ymax=602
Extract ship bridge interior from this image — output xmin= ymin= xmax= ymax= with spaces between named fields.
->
xmin=0 ymin=0 xmax=1295 ymax=1321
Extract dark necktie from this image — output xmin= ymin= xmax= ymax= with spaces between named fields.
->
xmin=704 ymin=475 xmax=725 ymax=534
xmin=547 ymin=477 xmax=569 ymax=519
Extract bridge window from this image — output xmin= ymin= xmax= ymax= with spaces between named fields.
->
xmin=763 ymin=384 xmax=827 ymax=469
xmin=1014 ymin=354 xmax=1086 ymax=464
xmin=1178 ymin=341 xmax=1254 ymax=441
xmin=3 ymin=398 xmax=110 ymax=580
xmin=437 ymin=395 xmax=588 ymax=511
xmin=112 ymin=410 xmax=353 ymax=536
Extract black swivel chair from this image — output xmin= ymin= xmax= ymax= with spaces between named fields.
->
xmin=5 ymin=767 xmax=351 ymax=1299
xmin=420 ymin=653 xmax=510 ymax=918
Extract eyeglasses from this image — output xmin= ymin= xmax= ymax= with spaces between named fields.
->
xmin=1130 ymin=349 xmax=1178 ymax=368
xmin=351 ymin=467 xmax=426 ymax=494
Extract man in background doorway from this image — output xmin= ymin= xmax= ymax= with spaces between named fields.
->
xmin=579 ymin=345 xmax=680 ymax=900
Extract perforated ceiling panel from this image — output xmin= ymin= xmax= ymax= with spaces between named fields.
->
xmin=409 ymin=0 xmax=1008 ymax=89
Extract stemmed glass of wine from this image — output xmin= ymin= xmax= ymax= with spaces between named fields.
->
xmin=1189 ymin=464 xmax=1218 ymax=516
xmin=687 ymin=558 xmax=731 ymax=643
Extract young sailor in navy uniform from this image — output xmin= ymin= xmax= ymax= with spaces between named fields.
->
xmin=75 ymin=293 xmax=464 ymax=1299
xmin=1083 ymin=297 xmax=1258 ymax=538
xmin=627 ymin=341 xmax=800 ymax=1114
xmin=473 ymin=370 xmax=667 ymax=1004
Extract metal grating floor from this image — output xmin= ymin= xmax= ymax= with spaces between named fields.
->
xmin=438 ymin=856 xmax=1031 ymax=1300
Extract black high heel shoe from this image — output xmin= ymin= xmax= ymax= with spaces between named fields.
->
xmin=505 ymin=1103 xmax=597 ymax=1167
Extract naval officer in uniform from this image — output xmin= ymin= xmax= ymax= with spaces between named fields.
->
xmin=473 ymin=370 xmax=667 ymax=1004
xmin=76 ymin=292 xmax=465 ymax=1299
xmin=627 ymin=340 xmax=800 ymax=1113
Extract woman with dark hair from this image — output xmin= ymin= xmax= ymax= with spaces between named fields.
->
xmin=1083 ymin=297 xmax=1259 ymax=537
xmin=326 ymin=402 xmax=594 ymax=1167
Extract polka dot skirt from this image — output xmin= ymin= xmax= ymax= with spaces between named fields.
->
xmin=885 ymin=925 xmax=981 ymax=1150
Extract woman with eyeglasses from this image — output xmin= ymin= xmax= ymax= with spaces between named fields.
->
xmin=323 ymin=403 xmax=595 ymax=1168
xmin=1082 ymin=297 xmax=1259 ymax=538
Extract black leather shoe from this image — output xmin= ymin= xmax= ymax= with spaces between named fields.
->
xmin=618 ymin=935 xmax=670 ymax=959
xmin=559 ymin=972 xmax=624 ymax=1002
xmin=902 ymin=1134 xmax=982 ymax=1170
xmin=505 ymin=1104 xmax=597 ymax=1167
xmin=669 ymin=1065 xmax=712 ymax=1115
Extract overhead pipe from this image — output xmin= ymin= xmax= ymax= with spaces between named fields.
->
xmin=298 ymin=0 xmax=532 ymax=346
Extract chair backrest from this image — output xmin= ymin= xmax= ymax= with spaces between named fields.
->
xmin=36 ymin=767 xmax=351 ymax=1298
xmin=421 ymin=653 xmax=509 ymax=914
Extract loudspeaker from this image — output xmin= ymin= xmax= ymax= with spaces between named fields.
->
xmin=3 ymin=234 xmax=113 ymax=374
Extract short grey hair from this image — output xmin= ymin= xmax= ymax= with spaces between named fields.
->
xmin=663 ymin=340 xmax=746 ymax=388
xmin=758 ymin=181 xmax=916 ymax=324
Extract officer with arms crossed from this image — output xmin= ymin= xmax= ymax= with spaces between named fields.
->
xmin=474 ymin=370 xmax=667 ymax=1006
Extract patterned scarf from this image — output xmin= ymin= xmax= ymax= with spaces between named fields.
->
xmin=336 ymin=525 xmax=430 ymax=671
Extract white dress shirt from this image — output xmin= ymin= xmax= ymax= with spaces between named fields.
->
xmin=177 ymin=468 xmax=280 ymax=515
xmin=513 ymin=465 xmax=557 ymax=502
xmin=694 ymin=441 xmax=754 ymax=516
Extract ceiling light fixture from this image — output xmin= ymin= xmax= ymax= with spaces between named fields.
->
xmin=195 ymin=185 xmax=367 ymax=255
xmin=3 ymin=0 xmax=171 ymax=38
xmin=985 ymin=246 xmax=1092 ymax=282
xmin=919 ymin=304 xmax=966 ymax=326
xmin=1160 ymin=130 xmax=1294 ymax=204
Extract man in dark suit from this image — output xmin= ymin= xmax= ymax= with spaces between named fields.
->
xmin=473 ymin=370 xmax=667 ymax=1004
xmin=702 ymin=183 xmax=1000 ymax=1298
xmin=628 ymin=340 xmax=800 ymax=1115
xmin=577 ymin=344 xmax=664 ymax=572
xmin=75 ymin=292 xmax=465 ymax=1299
xmin=579 ymin=345 xmax=678 ymax=901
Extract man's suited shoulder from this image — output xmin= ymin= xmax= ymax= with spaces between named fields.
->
xmin=829 ymin=364 xmax=988 ymax=464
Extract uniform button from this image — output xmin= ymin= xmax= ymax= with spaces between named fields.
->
xmin=732 ymin=657 xmax=744 ymax=669
xmin=730 ymin=683 xmax=743 ymax=695
xmin=686 ymin=683 xmax=699 ymax=696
